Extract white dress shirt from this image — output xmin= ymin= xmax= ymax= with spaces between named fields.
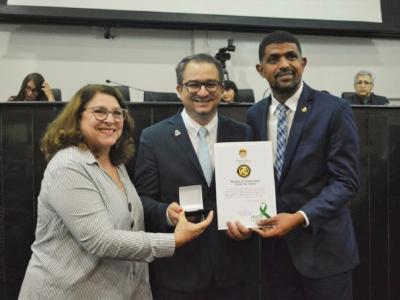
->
xmin=181 ymin=109 xmax=218 ymax=168
xmin=268 ymin=82 xmax=302 ymax=161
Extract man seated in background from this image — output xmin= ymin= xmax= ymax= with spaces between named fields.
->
xmin=344 ymin=70 xmax=389 ymax=105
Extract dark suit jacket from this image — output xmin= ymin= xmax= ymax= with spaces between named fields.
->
xmin=246 ymin=83 xmax=360 ymax=279
xmin=345 ymin=93 xmax=389 ymax=105
xmin=134 ymin=112 xmax=253 ymax=292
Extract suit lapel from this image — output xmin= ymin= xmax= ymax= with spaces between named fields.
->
xmin=216 ymin=115 xmax=231 ymax=143
xmin=278 ymin=84 xmax=314 ymax=186
xmin=258 ymin=98 xmax=271 ymax=141
xmin=168 ymin=113 xmax=205 ymax=181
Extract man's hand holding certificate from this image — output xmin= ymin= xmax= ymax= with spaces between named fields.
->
xmin=214 ymin=141 xmax=276 ymax=230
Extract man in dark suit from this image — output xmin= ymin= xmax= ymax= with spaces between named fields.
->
xmin=345 ymin=70 xmax=389 ymax=105
xmin=134 ymin=53 xmax=253 ymax=299
xmin=247 ymin=31 xmax=360 ymax=300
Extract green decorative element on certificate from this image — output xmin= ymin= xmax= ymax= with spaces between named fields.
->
xmin=259 ymin=202 xmax=271 ymax=219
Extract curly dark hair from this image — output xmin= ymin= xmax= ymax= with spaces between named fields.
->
xmin=41 ymin=84 xmax=135 ymax=165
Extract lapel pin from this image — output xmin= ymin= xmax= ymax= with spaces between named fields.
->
xmin=301 ymin=106 xmax=308 ymax=113
xmin=174 ymin=129 xmax=181 ymax=136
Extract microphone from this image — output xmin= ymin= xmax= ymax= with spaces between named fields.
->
xmin=106 ymin=79 xmax=180 ymax=103
xmin=105 ymin=79 xmax=146 ymax=92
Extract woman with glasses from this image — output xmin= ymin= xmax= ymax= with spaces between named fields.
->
xmin=8 ymin=73 xmax=55 ymax=102
xmin=18 ymin=84 xmax=213 ymax=299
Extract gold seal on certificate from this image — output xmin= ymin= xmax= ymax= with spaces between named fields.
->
xmin=214 ymin=141 xmax=277 ymax=229
xmin=237 ymin=164 xmax=251 ymax=178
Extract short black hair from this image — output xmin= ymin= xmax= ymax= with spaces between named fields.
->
xmin=258 ymin=31 xmax=302 ymax=61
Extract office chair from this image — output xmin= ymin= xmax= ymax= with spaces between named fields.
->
xmin=341 ymin=92 xmax=355 ymax=99
xmin=236 ymin=89 xmax=255 ymax=103
xmin=143 ymin=91 xmax=180 ymax=102
xmin=113 ymin=86 xmax=131 ymax=102
xmin=51 ymin=88 xmax=62 ymax=101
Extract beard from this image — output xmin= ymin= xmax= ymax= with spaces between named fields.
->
xmin=272 ymin=81 xmax=300 ymax=94
xmin=270 ymin=72 xmax=301 ymax=99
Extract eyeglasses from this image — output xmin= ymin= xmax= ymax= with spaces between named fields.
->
xmin=182 ymin=80 xmax=221 ymax=94
xmin=355 ymin=81 xmax=372 ymax=85
xmin=25 ymin=86 xmax=40 ymax=94
xmin=86 ymin=106 xmax=128 ymax=121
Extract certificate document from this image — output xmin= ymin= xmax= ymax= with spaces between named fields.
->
xmin=214 ymin=141 xmax=276 ymax=230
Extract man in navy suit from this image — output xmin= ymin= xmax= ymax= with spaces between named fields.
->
xmin=248 ymin=31 xmax=360 ymax=300
xmin=344 ymin=70 xmax=389 ymax=105
xmin=134 ymin=53 xmax=253 ymax=299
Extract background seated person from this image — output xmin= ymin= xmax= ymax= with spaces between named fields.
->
xmin=344 ymin=70 xmax=389 ymax=105
xmin=8 ymin=72 xmax=55 ymax=102
xmin=221 ymin=80 xmax=238 ymax=103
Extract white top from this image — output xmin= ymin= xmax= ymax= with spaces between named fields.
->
xmin=19 ymin=147 xmax=175 ymax=300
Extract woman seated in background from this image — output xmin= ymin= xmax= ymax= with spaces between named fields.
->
xmin=221 ymin=79 xmax=238 ymax=103
xmin=18 ymin=84 xmax=213 ymax=299
xmin=8 ymin=72 xmax=55 ymax=102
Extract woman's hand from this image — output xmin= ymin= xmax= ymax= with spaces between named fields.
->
xmin=41 ymin=81 xmax=55 ymax=102
xmin=174 ymin=210 xmax=214 ymax=248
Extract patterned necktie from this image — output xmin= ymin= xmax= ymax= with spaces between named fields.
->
xmin=275 ymin=104 xmax=289 ymax=178
xmin=198 ymin=127 xmax=213 ymax=186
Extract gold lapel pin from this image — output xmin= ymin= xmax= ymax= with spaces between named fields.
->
xmin=301 ymin=106 xmax=308 ymax=113
xmin=174 ymin=129 xmax=181 ymax=136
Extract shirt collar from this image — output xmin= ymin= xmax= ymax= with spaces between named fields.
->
xmin=71 ymin=146 xmax=98 ymax=165
xmin=271 ymin=81 xmax=303 ymax=114
xmin=181 ymin=109 xmax=218 ymax=136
